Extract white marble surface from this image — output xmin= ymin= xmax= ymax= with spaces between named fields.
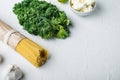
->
xmin=0 ymin=0 xmax=120 ymax=80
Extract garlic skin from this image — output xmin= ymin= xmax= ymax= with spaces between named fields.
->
xmin=5 ymin=65 xmax=23 ymax=80
xmin=0 ymin=55 xmax=3 ymax=64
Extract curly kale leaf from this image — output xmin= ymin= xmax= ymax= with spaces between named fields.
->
xmin=13 ymin=0 xmax=71 ymax=39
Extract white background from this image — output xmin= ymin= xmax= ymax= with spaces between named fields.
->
xmin=0 ymin=0 xmax=120 ymax=80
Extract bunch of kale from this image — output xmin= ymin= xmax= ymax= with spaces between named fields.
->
xmin=13 ymin=0 xmax=71 ymax=39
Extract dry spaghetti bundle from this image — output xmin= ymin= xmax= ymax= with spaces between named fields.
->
xmin=0 ymin=20 xmax=48 ymax=67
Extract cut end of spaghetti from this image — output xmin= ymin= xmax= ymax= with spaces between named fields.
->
xmin=35 ymin=49 xmax=48 ymax=67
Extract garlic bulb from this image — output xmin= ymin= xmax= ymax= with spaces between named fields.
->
xmin=5 ymin=65 xmax=23 ymax=80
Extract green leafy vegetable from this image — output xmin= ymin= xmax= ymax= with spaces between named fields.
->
xmin=13 ymin=0 xmax=71 ymax=39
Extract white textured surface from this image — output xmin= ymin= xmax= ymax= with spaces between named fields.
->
xmin=0 ymin=0 xmax=120 ymax=80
